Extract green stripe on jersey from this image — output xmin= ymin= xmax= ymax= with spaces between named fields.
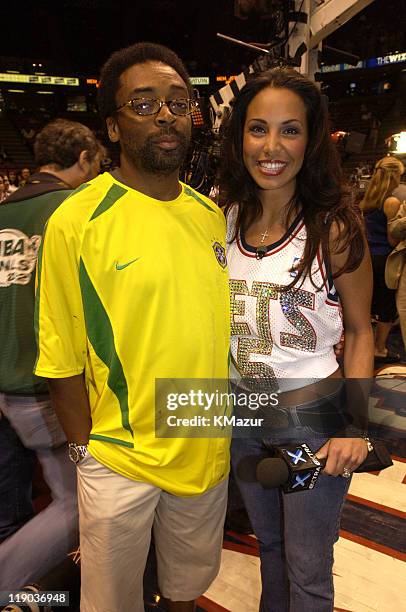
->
xmin=79 ymin=259 xmax=133 ymax=438
xmin=90 ymin=184 xmax=127 ymax=220
xmin=89 ymin=433 xmax=133 ymax=447
xmin=33 ymin=220 xmax=47 ymax=370
xmin=64 ymin=182 xmax=90 ymax=201
xmin=184 ymin=185 xmax=216 ymax=212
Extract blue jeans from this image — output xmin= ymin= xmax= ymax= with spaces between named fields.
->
xmin=0 ymin=414 xmax=36 ymax=542
xmin=231 ymin=412 xmax=351 ymax=612
xmin=0 ymin=394 xmax=79 ymax=590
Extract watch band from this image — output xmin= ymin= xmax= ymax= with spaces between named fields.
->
xmin=68 ymin=443 xmax=88 ymax=464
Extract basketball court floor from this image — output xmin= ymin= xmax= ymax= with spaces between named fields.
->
xmin=198 ymin=362 xmax=406 ymax=612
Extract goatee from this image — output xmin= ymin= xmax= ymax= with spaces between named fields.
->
xmin=122 ymin=128 xmax=190 ymax=175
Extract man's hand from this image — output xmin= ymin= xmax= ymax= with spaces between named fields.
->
xmin=316 ymin=437 xmax=368 ymax=477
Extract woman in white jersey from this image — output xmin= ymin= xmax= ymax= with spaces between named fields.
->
xmin=220 ymin=68 xmax=374 ymax=611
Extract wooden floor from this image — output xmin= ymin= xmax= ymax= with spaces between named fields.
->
xmin=198 ymin=368 xmax=406 ymax=612
xmin=199 ymin=463 xmax=406 ymax=612
xmin=29 ymin=360 xmax=406 ymax=611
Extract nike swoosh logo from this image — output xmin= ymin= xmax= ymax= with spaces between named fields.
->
xmin=115 ymin=258 xmax=141 ymax=270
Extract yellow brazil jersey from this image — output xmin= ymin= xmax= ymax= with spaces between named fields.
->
xmin=35 ymin=173 xmax=230 ymax=496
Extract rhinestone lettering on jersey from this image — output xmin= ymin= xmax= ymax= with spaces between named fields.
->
xmin=230 ymin=279 xmax=317 ymax=388
xmin=237 ymin=337 xmax=278 ymax=392
xmin=230 ymin=279 xmax=251 ymax=335
xmin=251 ymin=281 xmax=279 ymax=339
xmin=230 ymin=280 xmax=279 ymax=391
xmin=280 ymin=288 xmax=316 ymax=352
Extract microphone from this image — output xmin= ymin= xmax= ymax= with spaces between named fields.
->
xmin=256 ymin=443 xmax=327 ymax=493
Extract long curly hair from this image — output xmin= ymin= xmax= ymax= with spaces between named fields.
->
xmin=220 ymin=68 xmax=365 ymax=288
xmin=360 ymin=156 xmax=404 ymax=213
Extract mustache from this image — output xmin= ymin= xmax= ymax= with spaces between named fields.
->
xmin=152 ymin=127 xmax=185 ymax=140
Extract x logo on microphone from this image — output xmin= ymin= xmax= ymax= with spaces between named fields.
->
xmin=286 ymin=449 xmax=306 ymax=465
xmin=292 ymin=472 xmax=311 ymax=488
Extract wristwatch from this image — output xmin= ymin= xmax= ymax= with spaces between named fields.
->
xmin=68 ymin=443 xmax=88 ymax=464
xmin=363 ymin=437 xmax=374 ymax=452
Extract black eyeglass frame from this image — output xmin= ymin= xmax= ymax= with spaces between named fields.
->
xmin=115 ymin=97 xmax=199 ymax=116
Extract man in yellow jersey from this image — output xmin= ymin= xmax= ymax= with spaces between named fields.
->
xmin=35 ymin=43 xmax=230 ymax=612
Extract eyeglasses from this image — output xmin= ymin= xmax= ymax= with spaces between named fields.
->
xmin=115 ymin=97 xmax=198 ymax=116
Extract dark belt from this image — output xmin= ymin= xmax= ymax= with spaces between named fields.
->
xmin=234 ymin=405 xmax=351 ymax=432
xmin=232 ymin=384 xmax=351 ymax=433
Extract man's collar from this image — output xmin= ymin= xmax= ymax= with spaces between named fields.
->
xmin=3 ymin=171 xmax=72 ymax=204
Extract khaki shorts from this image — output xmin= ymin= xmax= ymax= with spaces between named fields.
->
xmin=77 ymin=453 xmax=228 ymax=612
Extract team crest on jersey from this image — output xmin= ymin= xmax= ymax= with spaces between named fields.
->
xmin=212 ymin=241 xmax=227 ymax=269
xmin=290 ymin=256 xmax=301 ymax=278
xmin=0 ymin=229 xmax=41 ymax=287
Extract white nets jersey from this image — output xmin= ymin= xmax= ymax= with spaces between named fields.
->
xmin=227 ymin=208 xmax=343 ymax=391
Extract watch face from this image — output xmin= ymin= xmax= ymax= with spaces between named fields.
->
xmin=69 ymin=446 xmax=80 ymax=463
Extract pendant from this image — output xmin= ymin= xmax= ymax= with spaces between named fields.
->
xmin=256 ymin=245 xmax=267 ymax=260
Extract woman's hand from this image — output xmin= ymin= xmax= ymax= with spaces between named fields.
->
xmin=316 ymin=437 xmax=369 ymax=477
xmin=333 ymin=333 xmax=344 ymax=358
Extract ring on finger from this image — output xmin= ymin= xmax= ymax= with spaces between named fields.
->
xmin=342 ymin=467 xmax=352 ymax=479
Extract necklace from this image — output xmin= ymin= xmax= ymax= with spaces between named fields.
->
xmin=256 ymin=227 xmax=270 ymax=260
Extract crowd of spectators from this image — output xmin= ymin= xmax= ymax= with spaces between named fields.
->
xmin=0 ymin=167 xmax=31 ymax=202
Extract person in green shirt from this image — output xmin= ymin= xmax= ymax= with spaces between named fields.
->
xmin=0 ymin=118 xmax=103 ymax=590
